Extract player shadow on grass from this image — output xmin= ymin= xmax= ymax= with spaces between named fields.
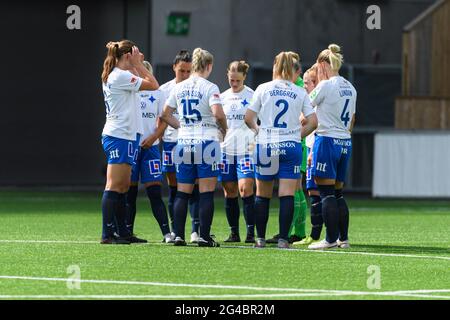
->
xmin=350 ymin=244 xmax=450 ymax=255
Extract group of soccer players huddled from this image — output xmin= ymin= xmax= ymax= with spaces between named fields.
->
xmin=100 ymin=40 xmax=356 ymax=250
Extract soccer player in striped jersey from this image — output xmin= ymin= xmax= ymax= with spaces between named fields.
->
xmin=245 ymin=51 xmax=318 ymax=249
xmin=220 ymin=61 xmax=256 ymax=243
xmin=161 ymin=48 xmax=227 ymax=247
xmin=307 ymin=44 xmax=357 ymax=250
xmin=159 ymin=51 xmax=201 ymax=243
xmin=125 ymin=61 xmax=173 ymax=244
xmin=100 ymin=40 xmax=159 ymax=244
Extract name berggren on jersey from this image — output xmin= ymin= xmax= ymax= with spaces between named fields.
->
xmin=268 ymin=89 xmax=297 ymax=99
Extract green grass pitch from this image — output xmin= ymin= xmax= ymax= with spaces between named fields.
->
xmin=0 ymin=191 xmax=448 ymax=300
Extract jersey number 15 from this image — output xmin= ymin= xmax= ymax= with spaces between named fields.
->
xmin=181 ymin=99 xmax=202 ymax=124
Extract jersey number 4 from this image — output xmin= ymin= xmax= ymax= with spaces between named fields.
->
xmin=181 ymin=99 xmax=202 ymax=124
xmin=274 ymin=99 xmax=289 ymax=128
xmin=341 ymin=99 xmax=351 ymax=127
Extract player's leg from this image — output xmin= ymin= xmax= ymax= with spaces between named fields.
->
xmin=254 ymin=178 xmax=273 ymax=248
xmin=188 ymin=181 xmax=200 ymax=241
xmin=196 ymin=140 xmax=221 ymax=247
xmin=141 ymin=146 xmax=172 ymax=243
xmin=221 ymin=154 xmax=240 ymax=242
xmin=238 ymin=178 xmax=255 ymax=243
xmin=335 ymin=140 xmax=352 ymax=248
xmin=162 ymin=142 xmax=177 ymax=234
xmin=172 ymin=143 xmax=195 ymax=245
xmin=101 ymin=136 xmax=135 ymax=244
xmin=237 ymin=154 xmax=256 ymax=243
xmin=223 ymin=181 xmax=240 ymax=242
xmin=308 ymin=136 xmax=339 ymax=250
xmin=289 ymin=176 xmax=307 ymax=242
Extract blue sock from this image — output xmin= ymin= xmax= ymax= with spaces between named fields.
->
xmin=254 ymin=196 xmax=270 ymax=239
xmin=309 ymin=195 xmax=323 ymax=240
xmin=242 ymin=195 xmax=255 ymax=237
xmin=335 ymin=189 xmax=349 ymax=241
xmin=318 ymin=185 xmax=339 ymax=243
xmin=125 ymin=186 xmax=138 ymax=234
xmin=167 ymin=186 xmax=177 ymax=232
xmin=225 ymin=197 xmax=240 ymax=235
xmin=113 ymin=192 xmax=130 ymax=238
xmin=173 ymin=191 xmax=190 ymax=240
xmin=279 ymin=196 xmax=294 ymax=241
xmin=146 ymin=185 xmax=170 ymax=236
xmin=189 ymin=185 xmax=200 ymax=234
xmin=199 ymin=191 xmax=215 ymax=241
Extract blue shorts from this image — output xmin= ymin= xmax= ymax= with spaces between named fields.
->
xmin=311 ymin=135 xmax=352 ymax=183
xmin=102 ymin=135 xmax=139 ymax=166
xmin=219 ymin=153 xmax=255 ymax=182
xmin=131 ymin=145 xmax=163 ymax=183
xmin=162 ymin=142 xmax=177 ymax=173
xmin=305 ymin=147 xmax=317 ymax=190
xmin=174 ymin=140 xmax=221 ymax=184
xmin=255 ymin=141 xmax=302 ymax=181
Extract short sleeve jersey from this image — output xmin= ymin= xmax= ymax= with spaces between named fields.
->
xmin=248 ymin=79 xmax=314 ymax=144
xmin=166 ymin=75 xmax=222 ymax=141
xmin=138 ymin=89 xmax=164 ymax=146
xmin=102 ymin=68 xmax=143 ymax=141
xmin=220 ymin=86 xmax=255 ymax=155
xmin=159 ymin=79 xmax=179 ymax=143
xmin=309 ymin=76 xmax=357 ymax=139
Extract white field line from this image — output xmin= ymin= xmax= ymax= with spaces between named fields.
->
xmin=0 ymin=275 xmax=449 ymax=300
xmin=0 ymin=239 xmax=449 ymax=261
xmin=0 ymin=293 xmax=448 ymax=299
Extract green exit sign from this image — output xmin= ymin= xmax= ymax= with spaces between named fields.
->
xmin=167 ymin=12 xmax=190 ymax=36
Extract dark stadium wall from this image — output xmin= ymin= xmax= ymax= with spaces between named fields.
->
xmin=0 ymin=1 xmax=128 ymax=186
xmin=0 ymin=0 xmax=435 ymax=187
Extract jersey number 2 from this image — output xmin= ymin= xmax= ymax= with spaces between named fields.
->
xmin=341 ymin=99 xmax=351 ymax=127
xmin=274 ymin=99 xmax=289 ymax=128
xmin=181 ymin=99 xmax=201 ymax=124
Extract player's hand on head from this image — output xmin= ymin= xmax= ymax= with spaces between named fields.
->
xmin=130 ymin=46 xmax=142 ymax=66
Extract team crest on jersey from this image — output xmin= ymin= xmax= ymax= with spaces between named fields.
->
xmin=239 ymin=158 xmax=254 ymax=173
xmin=163 ymin=151 xmax=173 ymax=166
xmin=231 ymin=104 xmax=238 ymax=111
xmin=149 ymin=160 xmax=162 ymax=175
xmin=140 ymin=101 xmax=146 ymax=110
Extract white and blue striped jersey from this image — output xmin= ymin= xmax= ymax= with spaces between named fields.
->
xmin=102 ymin=67 xmax=143 ymax=141
xmin=138 ymin=89 xmax=164 ymax=146
xmin=248 ymin=79 xmax=314 ymax=144
xmin=166 ymin=75 xmax=222 ymax=141
xmin=309 ymin=76 xmax=357 ymax=139
xmin=221 ymin=86 xmax=255 ymax=155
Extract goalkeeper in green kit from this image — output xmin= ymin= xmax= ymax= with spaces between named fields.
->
xmin=266 ymin=61 xmax=307 ymax=243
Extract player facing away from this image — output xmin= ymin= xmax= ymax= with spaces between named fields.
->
xmin=125 ymin=61 xmax=173 ymax=244
xmin=294 ymin=65 xmax=325 ymax=246
xmin=159 ymin=51 xmax=201 ymax=243
xmin=220 ymin=61 xmax=256 ymax=243
xmin=161 ymin=48 xmax=228 ymax=247
xmin=100 ymin=40 xmax=159 ymax=244
xmin=307 ymin=44 xmax=356 ymax=250
xmin=245 ymin=51 xmax=318 ymax=249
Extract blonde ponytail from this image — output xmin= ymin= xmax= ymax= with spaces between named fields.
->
xmin=273 ymin=51 xmax=300 ymax=81
xmin=192 ymin=47 xmax=214 ymax=73
xmin=317 ymin=43 xmax=344 ymax=71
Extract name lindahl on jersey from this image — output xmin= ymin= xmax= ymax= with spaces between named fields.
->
xmin=269 ymin=89 xmax=297 ymax=99
xmin=176 ymin=90 xmax=203 ymax=99
xmin=226 ymin=114 xmax=245 ymax=120
xmin=339 ymin=90 xmax=353 ymax=97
